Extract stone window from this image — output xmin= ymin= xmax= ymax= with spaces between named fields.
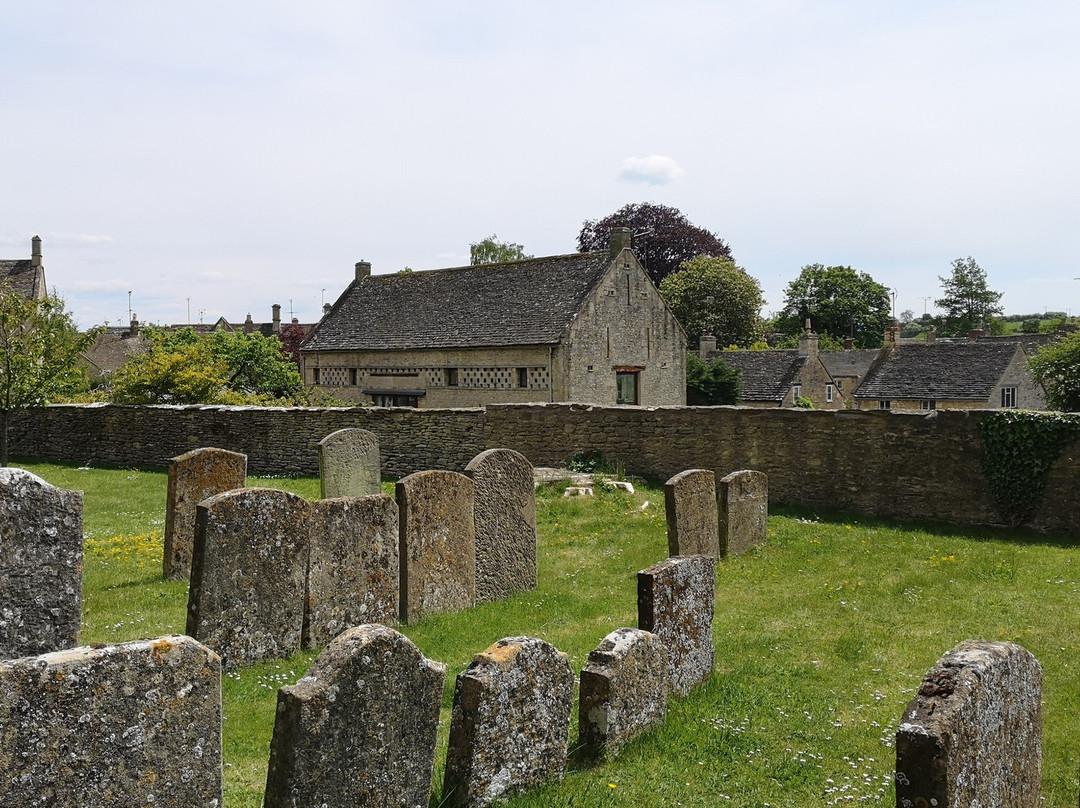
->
xmin=371 ymin=393 xmax=419 ymax=407
xmin=616 ymin=371 xmax=638 ymax=405
xmin=517 ymin=367 xmax=528 ymax=388
xmin=879 ymin=400 xmax=891 ymax=410
xmin=312 ymin=368 xmax=320 ymax=385
xmin=791 ymin=385 xmax=801 ymax=403
xmin=446 ymin=368 xmax=458 ymax=387
xmin=349 ymin=368 xmax=358 ymax=386
xmin=1001 ymin=387 xmax=1017 ymax=408
xmin=825 ymin=384 xmax=834 ymax=403
xmin=836 ymin=379 xmax=843 ymax=391
xmin=921 ymin=399 xmax=936 ymax=410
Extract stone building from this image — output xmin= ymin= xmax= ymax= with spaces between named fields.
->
xmin=300 ymin=229 xmax=687 ymax=407
xmin=0 ymin=235 xmax=48 ymax=302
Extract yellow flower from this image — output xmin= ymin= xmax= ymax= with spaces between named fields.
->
xmin=608 ymin=783 xmax=617 ymax=789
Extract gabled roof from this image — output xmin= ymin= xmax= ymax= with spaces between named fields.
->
xmin=81 ymin=327 xmax=151 ymax=376
xmin=854 ymin=342 xmax=1022 ymax=401
xmin=714 ymin=350 xmax=807 ymax=403
xmin=0 ymin=259 xmax=45 ymax=300
xmin=819 ymin=349 xmax=879 ymax=379
xmin=302 ymin=251 xmax=614 ymax=352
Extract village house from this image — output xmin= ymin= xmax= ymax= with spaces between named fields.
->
xmin=0 ymin=236 xmax=48 ymax=302
xmin=300 ymin=228 xmax=687 ymax=407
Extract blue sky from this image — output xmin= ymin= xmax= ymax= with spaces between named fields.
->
xmin=3 ymin=1 xmax=1079 ymax=329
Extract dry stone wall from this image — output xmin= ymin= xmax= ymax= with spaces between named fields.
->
xmin=9 ymin=402 xmax=1080 ymax=532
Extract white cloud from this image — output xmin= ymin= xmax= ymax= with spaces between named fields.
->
xmin=618 ymin=155 xmax=686 ymax=186
xmin=47 ymin=233 xmax=114 ymax=245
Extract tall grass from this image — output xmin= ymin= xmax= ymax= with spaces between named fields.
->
xmin=13 ymin=459 xmax=1080 ymax=807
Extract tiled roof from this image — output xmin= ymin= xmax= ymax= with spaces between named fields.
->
xmin=81 ymin=328 xmax=151 ymax=375
xmin=302 ymin=251 xmax=613 ymax=351
xmin=0 ymin=259 xmax=44 ymax=300
xmin=712 ymin=350 xmax=806 ymax=402
xmin=854 ymin=342 xmax=1022 ymax=400
xmin=819 ymin=349 xmax=879 ymax=379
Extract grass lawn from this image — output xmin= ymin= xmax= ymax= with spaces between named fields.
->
xmin=14 ymin=459 xmax=1080 ymax=807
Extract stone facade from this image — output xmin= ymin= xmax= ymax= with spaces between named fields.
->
xmin=0 ymin=468 xmax=83 ymax=658
xmin=578 ymin=627 xmax=670 ymax=758
xmin=163 ymin=447 xmax=247 ymax=580
xmin=396 ymin=470 xmax=476 ymax=621
xmin=638 ymin=555 xmax=716 ymax=696
xmin=895 ymin=640 xmax=1042 ymax=808
xmin=9 ymin=402 xmax=1080 ymax=532
xmin=0 ymin=635 xmax=222 ymax=808
xmin=663 ymin=468 xmax=718 ymax=557
xmin=317 ymin=427 xmax=381 ymax=498
xmin=264 ymin=625 xmax=445 ymax=808
xmin=718 ymin=469 xmax=768 ymax=556
xmin=444 ymin=636 xmax=575 ymax=807
xmin=465 ymin=448 xmax=537 ymax=603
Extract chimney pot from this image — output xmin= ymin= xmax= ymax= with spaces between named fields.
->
xmin=272 ymin=304 xmax=281 ymax=334
xmin=31 ymin=235 xmax=41 ymax=267
xmin=609 ymin=227 xmax=632 ymax=257
xmin=355 ymin=260 xmax=371 ymax=281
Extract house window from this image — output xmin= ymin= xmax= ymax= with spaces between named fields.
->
xmin=1001 ymin=387 xmax=1017 ymax=408
xmin=349 ymin=368 xmax=358 ymax=386
xmin=879 ymin=400 xmax=891 ymax=410
xmin=446 ymin=368 xmax=458 ymax=387
xmin=921 ymin=399 xmax=936 ymax=410
xmin=616 ymin=371 xmax=638 ymax=405
xmin=312 ymin=368 xmax=320 ymax=385
xmin=372 ymin=394 xmax=419 ymax=408
xmin=825 ymin=384 xmax=834 ymax=403
xmin=791 ymin=385 xmax=801 ymax=403
xmin=836 ymin=379 xmax=843 ymax=391
xmin=517 ymin=367 xmax=528 ymax=388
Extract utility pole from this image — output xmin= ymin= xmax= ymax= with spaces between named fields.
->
xmin=186 ymin=297 xmax=191 ymax=324
xmin=921 ymin=296 xmax=931 ymax=316
xmin=127 ymin=291 xmax=132 ymax=323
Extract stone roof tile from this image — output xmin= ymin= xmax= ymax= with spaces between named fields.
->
xmin=712 ymin=351 xmax=806 ymax=402
xmin=854 ymin=342 xmax=1022 ymax=400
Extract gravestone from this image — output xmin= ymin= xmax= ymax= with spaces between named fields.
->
xmin=163 ymin=447 xmax=246 ymax=580
xmin=0 ymin=468 xmax=83 ymax=658
xmin=465 ymin=448 xmax=537 ymax=603
xmin=578 ymin=627 xmax=670 ymax=758
xmin=186 ymin=488 xmax=309 ymax=668
xmin=396 ymin=470 xmax=476 ymax=621
xmin=318 ymin=428 xmax=381 ymax=499
xmin=0 ymin=635 xmax=222 ymax=807
xmin=895 ymin=640 xmax=1042 ymax=808
xmin=663 ymin=469 xmax=718 ymax=557
xmin=304 ymin=495 xmax=399 ymax=649
xmin=444 ymin=636 xmax=575 ymax=808
xmin=718 ymin=469 xmax=768 ymax=556
xmin=638 ymin=555 xmax=716 ymax=696
xmin=264 ymin=624 xmax=445 ymax=808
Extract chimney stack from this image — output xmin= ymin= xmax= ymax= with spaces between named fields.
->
xmin=322 ymin=303 xmax=332 ymax=317
xmin=31 ymin=235 xmax=41 ymax=268
xmin=699 ymin=332 xmax=717 ymax=359
xmin=609 ymin=227 xmax=632 ymax=257
xmin=926 ymin=325 xmax=936 ymax=344
xmin=843 ymin=338 xmax=854 ymax=350
xmin=798 ymin=318 xmax=819 ymax=357
xmin=272 ymin=304 xmax=281 ymax=334
xmin=884 ymin=319 xmax=900 ymax=347
xmin=244 ymin=313 xmax=254 ymax=334
xmin=355 ymin=260 xmax=371 ymax=281
xmin=129 ymin=315 xmax=139 ymax=336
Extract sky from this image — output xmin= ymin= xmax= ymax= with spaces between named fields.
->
xmin=3 ymin=1 xmax=1080 ymax=330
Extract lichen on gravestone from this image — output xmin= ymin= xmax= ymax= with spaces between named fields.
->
xmin=318 ymin=427 xmax=381 ymax=499
xmin=664 ymin=468 xmax=718 ymax=557
xmin=718 ymin=469 xmax=768 ymax=556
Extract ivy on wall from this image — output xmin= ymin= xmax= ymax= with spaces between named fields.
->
xmin=977 ymin=410 xmax=1080 ymax=526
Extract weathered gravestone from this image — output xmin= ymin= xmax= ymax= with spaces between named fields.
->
xmin=186 ymin=488 xmax=308 ymax=668
xmin=895 ymin=639 xmax=1042 ymax=808
xmin=664 ymin=468 xmax=718 ymax=557
xmin=465 ymin=448 xmax=537 ymax=603
xmin=0 ymin=468 xmax=83 ymax=658
xmin=396 ymin=470 xmax=476 ymax=622
xmin=163 ymin=447 xmax=246 ymax=580
xmin=304 ymin=495 xmax=399 ymax=649
xmin=318 ymin=428 xmax=381 ymax=499
xmin=718 ymin=469 xmax=768 ymax=556
xmin=578 ymin=627 xmax=670 ymax=758
xmin=444 ymin=636 xmax=575 ymax=808
xmin=264 ymin=624 xmax=445 ymax=808
xmin=638 ymin=555 xmax=716 ymax=696
xmin=0 ymin=634 xmax=222 ymax=808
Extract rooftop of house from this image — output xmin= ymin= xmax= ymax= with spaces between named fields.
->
xmin=712 ymin=350 xmax=807 ymax=403
xmin=303 ymin=249 xmax=618 ymax=352
xmin=0 ymin=236 xmax=47 ymax=301
xmin=854 ymin=341 xmax=1023 ymax=401
xmin=818 ymin=348 xmax=880 ymax=380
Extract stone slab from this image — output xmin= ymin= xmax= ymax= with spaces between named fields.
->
xmin=637 ymin=555 xmax=716 ymax=696
xmin=0 ymin=635 xmax=222 ymax=808
xmin=578 ymin=627 xmax=670 ymax=758
xmin=396 ymin=470 xmax=476 ymax=621
xmin=895 ymin=640 xmax=1042 ymax=808
xmin=664 ymin=468 xmax=718 ymax=557
xmin=444 ymin=636 xmax=575 ymax=807
xmin=465 ymin=448 xmax=537 ymax=603
xmin=0 ymin=468 xmax=83 ymax=658
xmin=718 ymin=469 xmax=768 ymax=556
xmin=186 ymin=487 xmax=308 ymax=668
xmin=304 ymin=495 xmax=399 ymax=649
xmin=264 ymin=624 xmax=445 ymax=808
xmin=318 ymin=428 xmax=381 ymax=499
xmin=163 ymin=447 xmax=246 ymax=580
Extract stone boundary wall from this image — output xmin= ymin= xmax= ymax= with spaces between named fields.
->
xmin=9 ymin=403 xmax=1079 ymax=532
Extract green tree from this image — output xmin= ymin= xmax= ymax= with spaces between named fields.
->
xmin=577 ymin=202 xmax=734 ymax=286
xmin=659 ymin=256 xmax=764 ymax=349
xmin=0 ymin=290 xmax=96 ymax=465
xmin=469 ymin=235 xmax=532 ymax=265
xmin=774 ymin=264 xmax=891 ymax=348
xmin=686 ymin=354 xmax=741 ymax=405
xmin=935 ymin=256 xmax=1003 ymax=336
xmin=209 ymin=330 xmax=304 ymax=399
xmin=1029 ymin=329 xmax=1080 ymax=411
